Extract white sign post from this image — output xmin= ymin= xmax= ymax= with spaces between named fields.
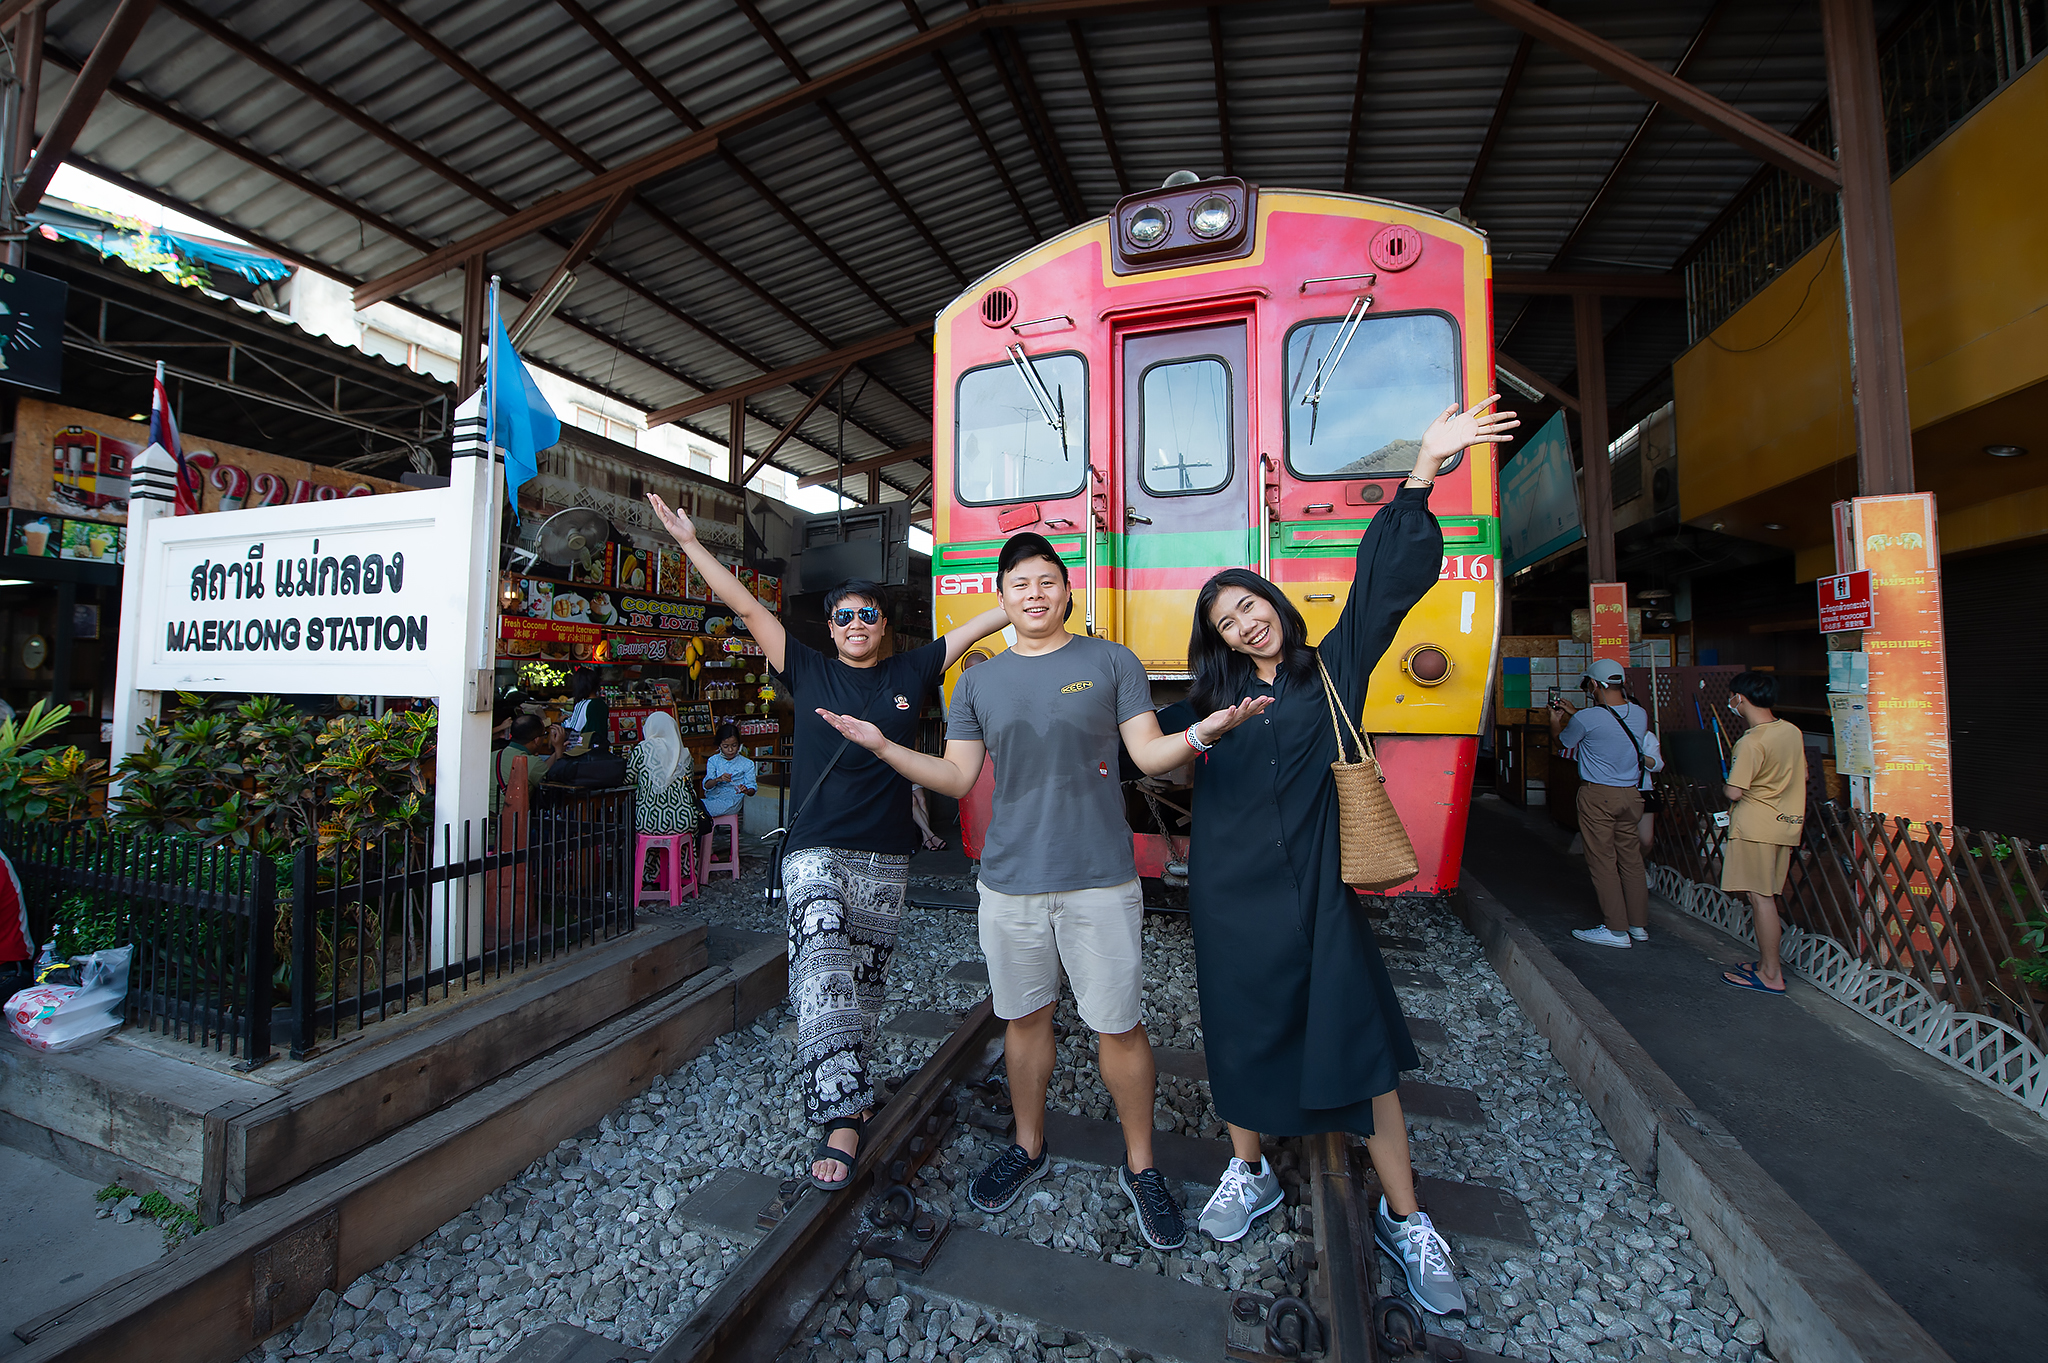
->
xmin=111 ymin=393 xmax=502 ymax=970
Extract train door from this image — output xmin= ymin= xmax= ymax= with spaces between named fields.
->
xmin=1116 ymin=319 xmax=1250 ymax=673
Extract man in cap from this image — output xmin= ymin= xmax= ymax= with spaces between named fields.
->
xmin=817 ymin=530 xmax=1269 ymax=1252
xmin=1549 ymin=658 xmax=1656 ymax=948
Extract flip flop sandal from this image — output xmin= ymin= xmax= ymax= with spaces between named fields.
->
xmin=1722 ymin=963 xmax=1786 ymax=994
xmin=809 ymin=1116 xmax=865 ymax=1192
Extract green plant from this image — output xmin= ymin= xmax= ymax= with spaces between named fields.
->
xmin=0 ymin=700 xmax=83 ymax=820
xmin=95 ymin=1182 xmax=203 ymax=1248
xmin=1973 ymin=837 xmax=2048 ymax=988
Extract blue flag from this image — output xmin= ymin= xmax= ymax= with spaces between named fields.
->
xmin=487 ymin=311 xmax=560 ymax=521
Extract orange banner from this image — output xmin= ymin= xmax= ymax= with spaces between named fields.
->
xmin=1854 ymin=493 xmax=1951 ymax=831
xmin=1589 ymin=582 xmax=1630 ymax=670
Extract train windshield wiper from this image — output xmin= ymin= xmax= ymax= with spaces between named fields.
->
xmin=1294 ymin=295 xmax=1373 ymax=441
xmin=1006 ymin=343 xmax=1068 ymax=457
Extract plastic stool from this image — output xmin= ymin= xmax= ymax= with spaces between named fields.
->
xmin=700 ymin=812 xmax=742 ymax=883
xmin=634 ymin=831 xmax=698 ymax=905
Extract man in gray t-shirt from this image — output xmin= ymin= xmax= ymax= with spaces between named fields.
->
xmin=948 ymin=633 xmax=1153 ymax=894
xmin=819 ymin=532 xmax=1270 ymax=1252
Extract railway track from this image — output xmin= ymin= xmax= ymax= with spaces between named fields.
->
xmin=506 ymin=993 xmax=1520 ymax=1363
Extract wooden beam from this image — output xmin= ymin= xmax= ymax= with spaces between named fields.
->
xmin=1462 ymin=33 xmax=1534 ymax=216
xmin=901 ymin=0 xmax=1042 ymax=233
xmin=1496 ymin=351 xmax=1578 ymax=414
xmin=797 ymin=443 xmax=934 ymax=489
xmin=1208 ymin=7 xmax=1233 ymax=176
xmin=1069 ymin=20 xmax=1130 ymax=196
xmin=509 ymin=190 xmax=629 ymax=338
xmin=1574 ymin=293 xmax=1614 ymax=582
xmin=0 ymin=0 xmax=45 ymax=36
xmin=737 ymin=362 xmax=852 ymax=488
xmin=648 ymin=327 xmax=924 ymax=425
xmin=1466 ymin=0 xmax=1840 ymax=190
xmin=1341 ymin=12 xmax=1373 ymax=194
xmin=1550 ymin=0 xmax=1728 ymax=268
xmin=16 ymin=0 xmax=157 ymax=213
xmin=358 ymin=0 xmax=1169 ymax=306
xmin=995 ymin=25 xmax=1088 ymax=221
xmin=1820 ymin=0 xmax=1913 ymax=495
xmin=1494 ymin=270 xmax=1683 ymax=297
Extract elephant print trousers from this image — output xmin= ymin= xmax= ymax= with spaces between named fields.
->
xmin=784 ymin=845 xmax=910 ymax=1125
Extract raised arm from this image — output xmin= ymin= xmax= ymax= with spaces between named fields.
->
xmin=813 ymin=710 xmax=987 ymax=800
xmin=645 ymin=494 xmax=787 ymax=672
xmin=1320 ymin=397 xmax=1517 ymax=675
xmin=941 ymin=606 xmax=1012 ymax=671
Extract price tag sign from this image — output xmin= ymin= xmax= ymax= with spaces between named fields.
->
xmin=1817 ymin=569 xmax=1873 ymax=633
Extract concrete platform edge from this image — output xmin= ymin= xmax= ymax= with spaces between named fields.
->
xmin=1453 ymin=874 xmax=1951 ymax=1363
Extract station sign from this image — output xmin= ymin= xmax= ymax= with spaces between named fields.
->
xmin=1817 ymin=569 xmax=1873 ymax=633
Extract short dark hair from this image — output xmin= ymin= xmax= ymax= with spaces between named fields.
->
xmin=1729 ymin=670 xmax=1778 ymax=710
xmin=509 ymin=714 xmax=546 ymax=744
xmin=998 ymin=532 xmax=1068 ymax=583
xmin=715 ymin=723 xmax=741 ymax=744
xmin=823 ymin=579 xmax=886 ymax=616
xmin=569 ymin=668 xmax=599 ymax=700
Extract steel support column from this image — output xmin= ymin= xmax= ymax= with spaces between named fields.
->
xmin=1820 ymin=0 xmax=1914 ymax=496
xmin=8 ymin=2 xmax=42 ymax=265
xmin=1574 ymin=292 xmax=1614 ymax=583
xmin=729 ymin=400 xmax=745 ymax=488
xmin=459 ymin=256 xmax=487 ymax=402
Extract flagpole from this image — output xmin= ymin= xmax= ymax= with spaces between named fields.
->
xmin=484 ymin=275 xmax=499 ymax=461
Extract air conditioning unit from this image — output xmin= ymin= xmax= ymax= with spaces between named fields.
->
xmin=795 ymin=503 xmax=912 ymax=592
xmin=1640 ymin=401 xmax=1678 ymax=515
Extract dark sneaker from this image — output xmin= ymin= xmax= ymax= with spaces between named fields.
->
xmin=1118 ymin=1164 xmax=1188 ymax=1251
xmin=969 ymin=1142 xmax=1049 ymax=1214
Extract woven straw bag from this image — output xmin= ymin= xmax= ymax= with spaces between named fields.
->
xmin=1318 ymin=656 xmax=1419 ymax=891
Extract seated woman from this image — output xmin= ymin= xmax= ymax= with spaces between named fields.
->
xmin=1173 ymin=398 xmax=1516 ymax=1317
xmin=627 ymin=710 xmax=697 ymax=884
xmin=701 ymin=724 xmax=757 ymax=830
xmin=560 ymin=669 xmax=611 ymax=762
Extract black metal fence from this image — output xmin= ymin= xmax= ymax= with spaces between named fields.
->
xmin=1685 ymin=0 xmax=2045 ymax=341
xmin=2 ymin=786 xmax=635 ymax=1064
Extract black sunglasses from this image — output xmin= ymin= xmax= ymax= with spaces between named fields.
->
xmin=832 ymin=606 xmax=881 ymax=627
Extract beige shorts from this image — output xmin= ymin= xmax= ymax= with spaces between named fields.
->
xmin=977 ymin=878 xmax=1145 ymax=1035
xmin=1721 ymin=838 xmax=1793 ymax=897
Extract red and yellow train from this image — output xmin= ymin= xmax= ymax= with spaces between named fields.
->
xmin=931 ymin=175 xmax=1501 ymax=897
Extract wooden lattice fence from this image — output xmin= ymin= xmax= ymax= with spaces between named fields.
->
xmin=1651 ymin=780 xmax=2048 ymax=1116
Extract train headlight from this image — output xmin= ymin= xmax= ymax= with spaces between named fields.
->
xmin=1189 ymin=194 xmax=1235 ymax=238
xmin=1401 ymin=644 xmax=1453 ymax=685
xmin=1126 ymin=206 xmax=1169 ymax=247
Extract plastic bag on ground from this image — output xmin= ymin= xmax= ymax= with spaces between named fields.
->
xmin=6 ymin=945 xmax=131 ymax=1053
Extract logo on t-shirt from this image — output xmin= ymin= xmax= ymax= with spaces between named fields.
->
xmin=1061 ymin=681 xmax=1093 ymax=694
xmin=894 ymin=694 xmax=910 ymax=710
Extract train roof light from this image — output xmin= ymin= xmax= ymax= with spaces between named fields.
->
xmin=1109 ymin=176 xmax=1256 ymax=276
xmin=1189 ymin=194 xmax=1235 ymax=238
xmin=1126 ymin=206 xmax=1169 ymax=247
xmin=1162 ymin=170 xmax=1203 ymax=187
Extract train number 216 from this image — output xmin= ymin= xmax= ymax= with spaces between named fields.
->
xmin=1438 ymin=555 xmax=1493 ymax=581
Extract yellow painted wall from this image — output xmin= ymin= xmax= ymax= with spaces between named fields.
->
xmin=1675 ymin=56 xmax=2048 ymax=520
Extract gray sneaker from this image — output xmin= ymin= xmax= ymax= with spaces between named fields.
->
xmin=1374 ymin=1196 xmax=1466 ymax=1316
xmin=1197 ymin=1157 xmax=1283 ymax=1243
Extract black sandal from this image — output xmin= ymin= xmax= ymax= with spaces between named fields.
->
xmin=809 ymin=1116 xmax=865 ymax=1191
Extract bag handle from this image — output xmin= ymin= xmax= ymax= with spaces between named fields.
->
xmin=1597 ymin=702 xmax=1653 ymax=780
xmin=779 ymin=682 xmax=892 ymax=842
xmin=1317 ymin=654 xmax=1378 ymax=768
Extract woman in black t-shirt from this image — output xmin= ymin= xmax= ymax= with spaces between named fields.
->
xmin=646 ymin=494 xmax=1006 ymax=1190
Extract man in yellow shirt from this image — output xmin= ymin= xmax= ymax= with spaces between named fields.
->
xmin=1719 ymin=672 xmax=1807 ymax=994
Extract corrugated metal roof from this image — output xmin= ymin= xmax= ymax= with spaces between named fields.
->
xmin=36 ymin=0 xmax=1909 ymax=500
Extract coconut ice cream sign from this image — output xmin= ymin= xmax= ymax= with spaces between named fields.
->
xmin=132 ymin=497 xmax=464 ymax=696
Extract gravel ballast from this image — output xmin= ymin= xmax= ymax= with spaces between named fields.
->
xmin=244 ymin=857 xmax=1770 ymax=1363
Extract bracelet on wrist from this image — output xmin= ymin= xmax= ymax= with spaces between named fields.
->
xmin=1184 ymin=723 xmax=1212 ymax=753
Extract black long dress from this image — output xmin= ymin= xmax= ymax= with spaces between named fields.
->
xmin=1185 ymin=484 xmax=1444 ymax=1137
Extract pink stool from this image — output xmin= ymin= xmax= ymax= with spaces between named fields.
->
xmin=634 ymin=831 xmax=698 ymax=905
xmin=700 ymin=812 xmax=742 ymax=883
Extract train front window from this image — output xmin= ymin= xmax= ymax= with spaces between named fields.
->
xmin=1283 ymin=311 xmax=1459 ymax=479
xmin=955 ymin=352 xmax=1087 ymax=505
xmin=1138 ymin=357 xmax=1233 ymax=496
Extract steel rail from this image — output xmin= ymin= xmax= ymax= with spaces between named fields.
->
xmin=651 ymin=997 xmax=1002 ymax=1363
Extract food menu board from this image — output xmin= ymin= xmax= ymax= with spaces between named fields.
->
xmin=8 ymin=511 xmax=126 ymax=564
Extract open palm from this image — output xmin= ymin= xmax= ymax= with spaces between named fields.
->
xmin=1419 ymin=395 xmax=1520 ymax=467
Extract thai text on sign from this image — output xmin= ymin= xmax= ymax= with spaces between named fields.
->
xmin=1816 ymin=570 xmax=1873 ymax=633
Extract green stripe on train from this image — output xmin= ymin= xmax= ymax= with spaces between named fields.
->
xmin=935 ymin=518 xmax=1499 ymax=571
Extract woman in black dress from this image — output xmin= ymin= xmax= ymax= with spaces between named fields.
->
xmin=1175 ymin=398 xmax=1517 ymax=1313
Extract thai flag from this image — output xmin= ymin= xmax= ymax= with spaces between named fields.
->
xmin=148 ymin=362 xmax=199 ymax=515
